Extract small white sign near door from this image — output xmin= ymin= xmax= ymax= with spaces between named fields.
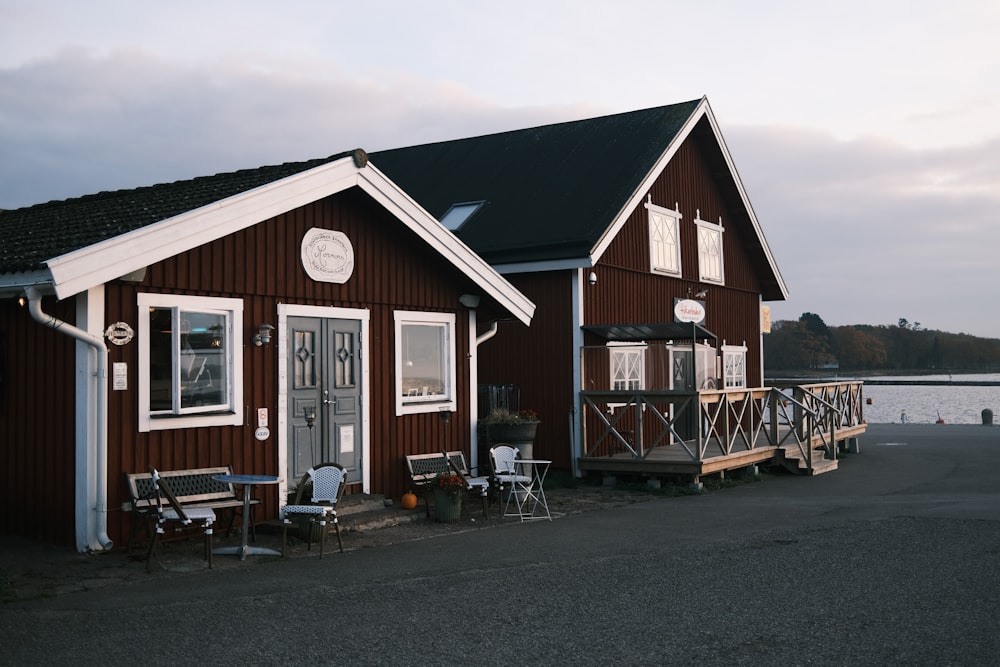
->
xmin=339 ymin=424 xmax=355 ymax=454
xmin=112 ymin=362 xmax=128 ymax=390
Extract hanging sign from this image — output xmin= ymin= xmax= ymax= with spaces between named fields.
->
xmin=301 ymin=228 xmax=355 ymax=283
xmin=673 ymin=298 xmax=706 ymax=325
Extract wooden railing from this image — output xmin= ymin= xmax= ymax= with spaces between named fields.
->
xmin=580 ymin=381 xmax=865 ymax=465
xmin=766 ymin=381 xmax=866 ymax=469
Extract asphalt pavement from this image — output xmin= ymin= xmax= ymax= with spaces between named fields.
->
xmin=2 ymin=423 xmax=999 ymax=666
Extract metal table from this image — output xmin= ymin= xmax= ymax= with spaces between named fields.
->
xmin=212 ymin=474 xmax=281 ymax=560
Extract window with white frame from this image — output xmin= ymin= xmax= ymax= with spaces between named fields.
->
xmin=722 ymin=344 xmax=747 ymax=388
xmin=394 ymin=311 xmax=456 ymax=415
xmin=646 ymin=201 xmax=682 ymax=276
xmin=137 ymin=293 xmax=243 ymax=432
xmin=609 ymin=343 xmax=646 ymax=391
xmin=696 ymin=213 xmax=725 ymax=284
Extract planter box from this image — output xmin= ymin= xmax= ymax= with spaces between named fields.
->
xmin=489 ymin=422 xmax=538 ymax=445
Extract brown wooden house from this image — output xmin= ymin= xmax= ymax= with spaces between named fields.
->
xmin=0 ymin=149 xmax=534 ymax=550
xmin=374 ymin=97 xmax=790 ymax=475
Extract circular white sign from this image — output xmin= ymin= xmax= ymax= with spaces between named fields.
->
xmin=104 ymin=321 xmax=135 ymax=346
xmin=254 ymin=426 xmax=270 ymax=441
xmin=674 ymin=299 xmax=706 ymax=324
xmin=301 ymin=228 xmax=355 ymax=283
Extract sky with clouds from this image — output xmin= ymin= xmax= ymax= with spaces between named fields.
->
xmin=2 ymin=1 xmax=999 ymax=337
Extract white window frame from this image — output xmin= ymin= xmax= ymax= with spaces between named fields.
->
xmin=646 ymin=200 xmax=682 ymax=276
xmin=667 ymin=342 xmax=718 ymax=390
xmin=696 ymin=213 xmax=725 ymax=285
xmin=394 ymin=310 xmax=457 ymax=415
xmin=137 ymin=293 xmax=244 ymax=432
xmin=722 ymin=344 xmax=748 ymax=389
xmin=609 ymin=342 xmax=647 ymax=391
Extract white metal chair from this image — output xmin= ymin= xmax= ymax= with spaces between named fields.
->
xmin=281 ymin=462 xmax=347 ymax=558
xmin=489 ymin=445 xmax=533 ymax=519
xmin=145 ymin=467 xmax=216 ymax=572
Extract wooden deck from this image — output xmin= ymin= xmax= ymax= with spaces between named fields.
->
xmin=577 ymin=382 xmax=866 ymax=483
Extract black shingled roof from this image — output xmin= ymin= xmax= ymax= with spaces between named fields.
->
xmin=371 ymin=100 xmax=702 ymax=265
xmin=0 ymin=154 xmax=347 ymax=274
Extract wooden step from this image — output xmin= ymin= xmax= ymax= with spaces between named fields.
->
xmin=778 ymin=445 xmax=838 ymax=475
xmin=337 ymin=493 xmax=387 ymax=516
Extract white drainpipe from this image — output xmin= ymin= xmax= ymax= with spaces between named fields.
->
xmin=468 ymin=319 xmax=501 ymax=472
xmin=476 ymin=320 xmax=499 ymax=346
xmin=25 ymin=286 xmax=113 ymax=551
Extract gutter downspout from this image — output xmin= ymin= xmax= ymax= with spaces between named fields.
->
xmin=25 ymin=286 xmax=113 ymax=551
xmin=469 ymin=320 xmax=501 ymax=473
xmin=476 ymin=320 xmax=499 ymax=346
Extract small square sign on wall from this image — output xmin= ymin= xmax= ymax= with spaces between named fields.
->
xmin=112 ymin=362 xmax=127 ymax=391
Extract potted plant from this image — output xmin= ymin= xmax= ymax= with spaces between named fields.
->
xmin=432 ymin=472 xmax=466 ymax=523
xmin=480 ymin=408 xmax=540 ymax=459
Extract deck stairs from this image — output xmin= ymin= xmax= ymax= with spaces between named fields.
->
xmin=777 ymin=444 xmax=839 ymax=476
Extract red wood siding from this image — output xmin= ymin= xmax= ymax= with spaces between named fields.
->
xmin=3 ymin=187 xmax=487 ymax=547
xmin=478 ymin=271 xmax=574 ymax=469
xmin=594 ymin=131 xmax=765 ymax=382
xmin=478 ymin=129 xmax=769 ymax=473
xmin=0 ymin=297 xmax=78 ymax=545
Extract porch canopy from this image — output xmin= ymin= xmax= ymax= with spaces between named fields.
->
xmin=582 ymin=322 xmax=717 ymax=343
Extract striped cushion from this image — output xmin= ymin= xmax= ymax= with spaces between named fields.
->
xmin=163 ymin=507 xmax=216 ymax=523
xmin=282 ymin=505 xmax=334 ymax=518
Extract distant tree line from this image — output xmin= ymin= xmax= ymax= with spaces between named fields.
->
xmin=764 ymin=313 xmax=1000 ymax=373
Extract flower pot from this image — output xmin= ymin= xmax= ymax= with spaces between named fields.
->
xmin=433 ymin=487 xmax=463 ymax=523
xmin=296 ymin=516 xmax=324 ymax=543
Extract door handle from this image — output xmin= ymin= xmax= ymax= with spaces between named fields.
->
xmin=322 ymin=390 xmax=336 ymax=406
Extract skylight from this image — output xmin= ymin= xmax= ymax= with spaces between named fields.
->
xmin=439 ymin=201 xmax=485 ymax=231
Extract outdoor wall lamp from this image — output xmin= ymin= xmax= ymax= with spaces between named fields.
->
xmin=253 ymin=323 xmax=275 ymax=347
xmin=304 ymin=405 xmax=317 ymax=429
xmin=588 ymin=271 xmax=597 ymax=286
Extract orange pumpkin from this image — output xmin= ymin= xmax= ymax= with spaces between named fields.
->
xmin=400 ymin=492 xmax=418 ymax=510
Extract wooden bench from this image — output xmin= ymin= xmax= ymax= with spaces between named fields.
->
xmin=124 ymin=466 xmax=260 ymax=555
xmin=404 ymin=451 xmax=490 ymax=519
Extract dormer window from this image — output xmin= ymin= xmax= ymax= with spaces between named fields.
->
xmin=439 ymin=201 xmax=486 ymax=231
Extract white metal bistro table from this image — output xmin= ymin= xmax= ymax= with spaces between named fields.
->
xmin=511 ymin=458 xmax=552 ymax=521
xmin=212 ymin=474 xmax=281 ymax=560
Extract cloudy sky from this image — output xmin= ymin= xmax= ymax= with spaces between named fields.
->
xmin=2 ymin=1 xmax=999 ymax=337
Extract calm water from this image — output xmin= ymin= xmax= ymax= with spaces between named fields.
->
xmin=852 ymin=373 xmax=1000 ymax=425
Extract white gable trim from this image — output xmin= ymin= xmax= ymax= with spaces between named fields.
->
xmin=45 ymin=160 xmax=359 ymax=299
xmin=42 ymin=156 xmax=535 ymax=324
xmin=360 ymin=164 xmax=534 ymax=324
xmin=588 ymin=97 xmax=788 ymax=299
